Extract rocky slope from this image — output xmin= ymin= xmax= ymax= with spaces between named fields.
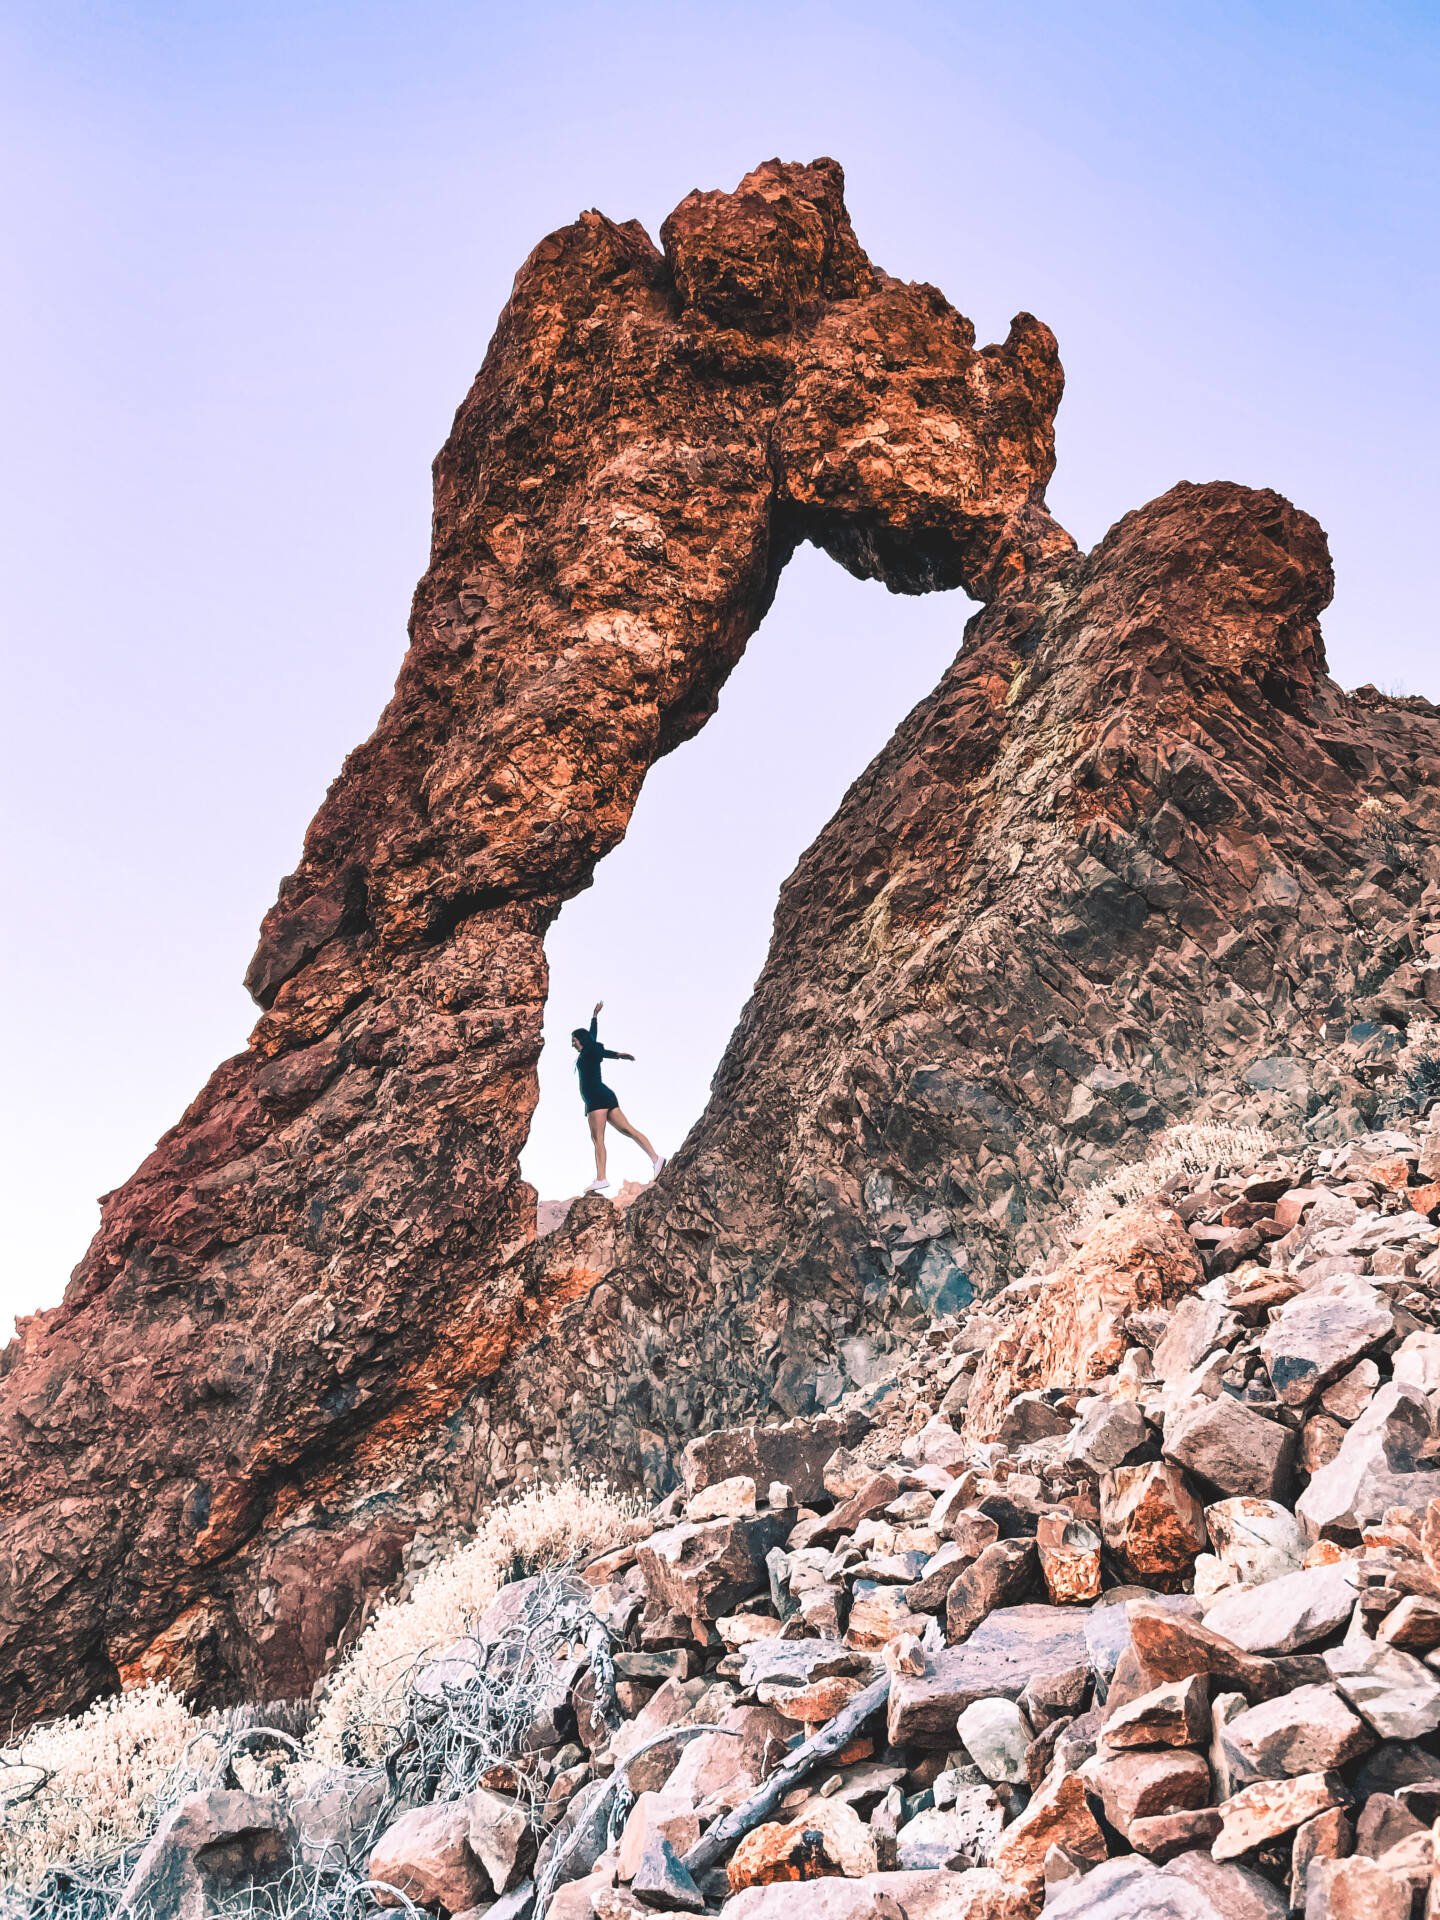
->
xmin=2 ymin=156 xmax=1438 ymax=1729
xmin=15 ymin=1111 xmax=1440 ymax=1920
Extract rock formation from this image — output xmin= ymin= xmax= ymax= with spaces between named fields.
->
xmin=1 ymin=157 xmax=1437 ymax=1730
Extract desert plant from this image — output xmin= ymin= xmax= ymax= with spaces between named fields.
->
xmin=305 ymin=1478 xmax=645 ymax=1773
xmin=0 ymin=1682 xmax=207 ymax=1898
xmin=1064 ymin=1121 xmax=1280 ymax=1235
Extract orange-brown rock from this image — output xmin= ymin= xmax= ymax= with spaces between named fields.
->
xmin=964 ymin=1207 xmax=1205 ymax=1441
xmin=2 ymin=150 xmax=1438 ymax=1727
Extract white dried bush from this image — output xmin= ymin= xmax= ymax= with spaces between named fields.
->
xmin=1065 ymin=1122 xmax=1280 ymax=1236
xmin=0 ymin=1681 xmax=205 ymax=1894
xmin=305 ymin=1477 xmax=645 ymax=1770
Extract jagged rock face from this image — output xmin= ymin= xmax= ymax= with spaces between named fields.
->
xmin=2 ymin=158 xmax=1437 ymax=1727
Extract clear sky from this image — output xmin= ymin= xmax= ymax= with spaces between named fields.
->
xmin=1 ymin=0 xmax=1436 ymax=1336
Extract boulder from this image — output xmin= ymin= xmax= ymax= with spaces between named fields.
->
xmin=617 ymin=1794 xmax=700 ymax=1882
xmin=637 ymin=1512 xmax=793 ymax=1638
xmin=465 ymin=1787 xmax=534 ymax=1895
xmin=1201 ymin=1497 xmax=1305 ymax=1591
xmin=1093 ymin=1748 xmax=1210 ymax=1836
xmin=1069 ymin=1398 xmax=1149 ymax=1475
xmin=1163 ymin=1396 xmax=1294 ymax=1501
xmin=726 ymin=1799 xmax=878 ymax=1890
xmin=1201 ymin=1561 xmax=1359 ymax=1654
xmin=687 ymin=1476 xmax=758 ymax=1522
xmin=1213 ymin=1771 xmax=1349 ymax=1861
xmin=1037 ymin=1514 xmax=1103 ymax=1605
xmin=117 ymin=1790 xmax=294 ymax=1920
xmin=1042 ymin=1854 xmax=1284 ymax=1919
xmin=1324 ymin=1639 xmax=1440 ymax=1740
xmin=631 ymin=1835 xmax=705 ymax=1913
xmin=1102 ymin=1674 xmax=1209 ymax=1748
xmin=1219 ymin=1684 xmax=1373 ymax=1779
xmin=946 ymin=1540 xmax=1038 ymax=1640
xmin=1303 ymin=1854 xmax=1410 ymax=1920
xmin=1260 ymin=1282 xmax=1393 ymax=1407
xmin=888 ymin=1605 xmax=1098 ymax=1746
xmin=717 ymin=1867 xmax=1030 ymax=1919
xmin=367 ymin=1800 xmax=489 ymax=1913
xmin=1296 ymin=1383 xmax=1440 ymax=1543
xmin=965 ymin=1206 xmax=1206 ymax=1440
xmin=990 ymin=1767 xmax=1107 ymax=1899
xmin=956 ymin=1697 xmax=1032 ymax=1782
xmin=682 ymin=1412 xmax=871 ymax=1504
xmin=1100 ymin=1462 xmax=1207 ymax=1588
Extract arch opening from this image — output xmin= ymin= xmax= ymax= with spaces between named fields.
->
xmin=519 ymin=542 xmax=976 ymax=1215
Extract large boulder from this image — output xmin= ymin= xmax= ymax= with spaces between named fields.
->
xmin=117 ymin=1791 xmax=293 ymax=1920
xmin=965 ymin=1208 xmax=1205 ymax=1441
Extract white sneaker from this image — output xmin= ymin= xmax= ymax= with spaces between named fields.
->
xmin=650 ymin=1156 xmax=666 ymax=1177
xmin=585 ymin=1178 xmax=612 ymax=1195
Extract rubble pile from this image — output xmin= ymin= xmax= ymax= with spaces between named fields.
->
xmin=77 ymin=1110 xmax=1440 ymax=1919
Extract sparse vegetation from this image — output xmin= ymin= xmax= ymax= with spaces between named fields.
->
xmin=1064 ymin=1121 xmax=1280 ymax=1235
xmin=0 ymin=1478 xmax=645 ymax=1916
xmin=306 ymin=1478 xmax=645 ymax=1772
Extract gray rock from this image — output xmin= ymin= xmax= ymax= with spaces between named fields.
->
xmin=887 ymin=1604 xmax=1107 ymax=1746
xmin=1260 ymin=1281 xmax=1393 ymax=1407
xmin=1102 ymin=1674 xmax=1209 ymax=1749
xmin=1153 ymin=1297 xmax=1241 ymax=1384
xmin=1296 ymin=1382 xmax=1440 ymax=1542
xmin=1043 ymin=1852 xmax=1285 ymax=1919
xmin=1325 ymin=1640 xmax=1440 ymax=1740
xmin=1202 ymin=1560 xmax=1358 ymax=1654
xmin=1220 ymin=1684 xmax=1374 ymax=1779
xmin=1069 ymin=1396 xmax=1148 ymax=1474
xmin=1163 ymin=1394 xmax=1294 ymax=1500
xmin=630 ymin=1834 xmax=705 ymax=1912
xmin=956 ymin=1696 xmax=1031 ymax=1782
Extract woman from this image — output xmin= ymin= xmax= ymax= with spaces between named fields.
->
xmin=572 ymin=1000 xmax=664 ymax=1194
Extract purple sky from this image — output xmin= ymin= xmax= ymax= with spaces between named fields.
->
xmin=2 ymin=1 xmax=1436 ymax=1335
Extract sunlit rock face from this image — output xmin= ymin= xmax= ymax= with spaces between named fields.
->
xmin=1 ymin=157 xmax=1436 ymax=1725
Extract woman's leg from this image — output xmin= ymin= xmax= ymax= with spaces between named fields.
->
xmin=607 ymin=1105 xmax=659 ymax=1165
xmin=587 ymin=1108 xmax=609 ymax=1183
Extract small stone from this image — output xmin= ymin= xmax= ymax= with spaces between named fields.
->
xmin=686 ymin=1475 xmax=758 ymax=1522
xmin=1324 ymin=1639 xmax=1440 ymax=1739
xmin=1164 ymin=1395 xmax=1294 ymax=1501
xmin=1100 ymin=1461 xmax=1208 ymax=1588
xmin=1376 ymin=1595 xmax=1440 ymax=1652
xmin=1201 ymin=1561 xmax=1359 ymax=1654
xmin=1094 ymin=1748 xmax=1210 ymax=1837
xmin=1213 ymin=1771 xmax=1349 ymax=1861
xmin=997 ymin=1391 xmax=1072 ymax=1446
xmin=1103 ymin=1674 xmax=1209 ymax=1748
xmin=1391 ymin=1330 xmax=1440 ymax=1395
xmin=1303 ymin=1854 xmax=1410 ymax=1920
xmin=1036 ymin=1514 xmax=1103 ymax=1606
xmin=956 ymin=1697 xmax=1032 ymax=1783
xmin=1127 ymin=1806 xmax=1223 ymax=1862
xmin=1302 ymin=1416 xmax=1349 ymax=1477
xmin=1153 ymin=1297 xmax=1240 ymax=1383
xmin=1220 ymin=1685 xmax=1373 ymax=1779
xmin=846 ymin=1582 xmax=928 ymax=1651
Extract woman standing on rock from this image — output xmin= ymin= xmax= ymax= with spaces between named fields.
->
xmin=572 ymin=1001 xmax=665 ymax=1194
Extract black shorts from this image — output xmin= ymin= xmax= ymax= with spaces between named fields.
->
xmin=585 ymin=1087 xmax=618 ymax=1115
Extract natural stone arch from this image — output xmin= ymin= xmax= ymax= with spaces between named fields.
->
xmin=0 ymin=160 xmax=1073 ymax=1718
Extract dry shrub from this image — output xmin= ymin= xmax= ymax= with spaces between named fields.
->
xmin=305 ymin=1478 xmax=645 ymax=1770
xmin=0 ymin=1682 xmax=205 ymax=1894
xmin=1065 ymin=1122 xmax=1280 ymax=1236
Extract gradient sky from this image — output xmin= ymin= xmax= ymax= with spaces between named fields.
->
xmin=2 ymin=0 xmax=1436 ymax=1336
